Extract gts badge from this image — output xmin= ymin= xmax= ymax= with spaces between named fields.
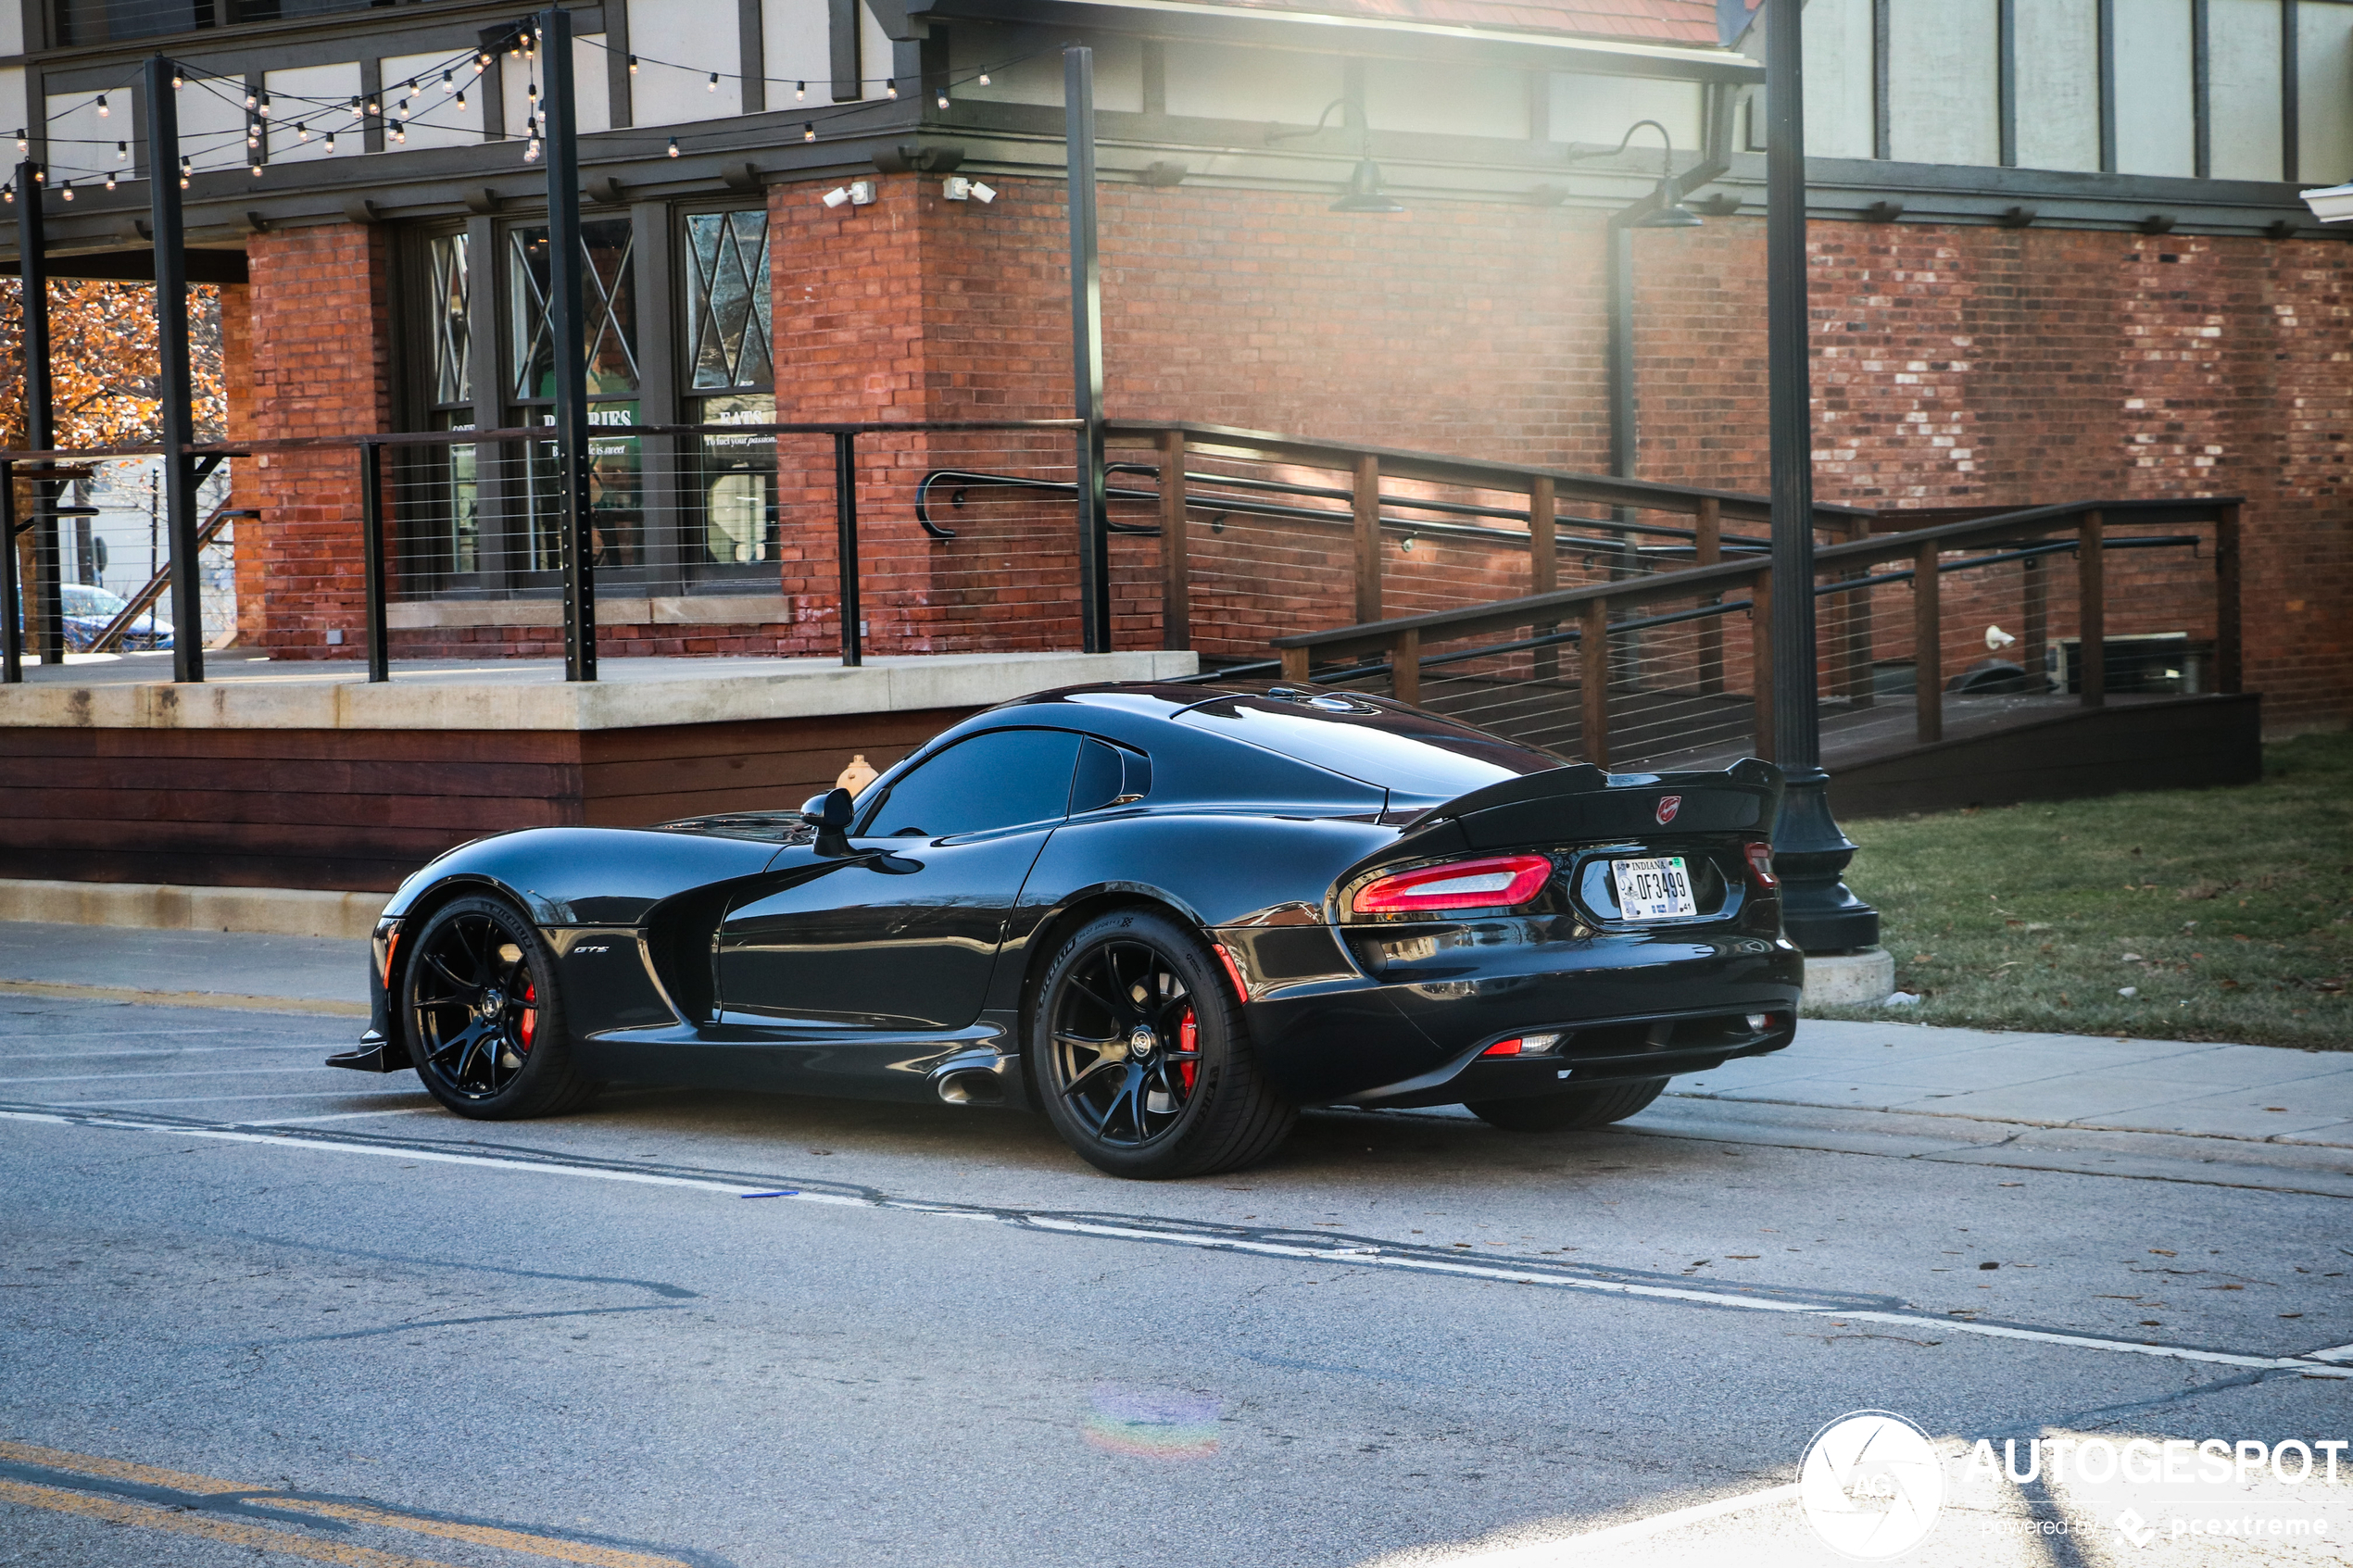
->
xmin=571 ymin=944 xmax=612 ymax=954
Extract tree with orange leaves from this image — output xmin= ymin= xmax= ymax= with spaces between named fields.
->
xmin=0 ymin=278 xmax=226 ymax=448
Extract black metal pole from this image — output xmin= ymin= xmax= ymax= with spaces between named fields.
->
xmin=1605 ymin=222 xmax=1635 ymax=484
xmin=542 ymin=6 xmax=596 ymax=682
xmin=18 ymin=158 xmax=61 ymax=665
xmin=834 ymin=432 xmax=861 ymax=667
xmin=1065 ymin=45 xmax=1110 ymax=654
xmin=1765 ymin=0 xmax=1876 ymax=953
xmin=146 ymin=56 xmax=203 ymax=683
xmin=0 ymin=459 xmax=19 ymax=683
xmin=359 ymin=441 xmax=388 ymax=682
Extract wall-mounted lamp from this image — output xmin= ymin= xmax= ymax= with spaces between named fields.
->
xmin=1268 ymin=96 xmax=1406 ymax=214
xmin=1570 ymin=119 xmax=1702 ymax=229
xmin=823 ymin=180 xmax=877 ymax=208
xmin=943 ymin=176 xmax=995 ymax=203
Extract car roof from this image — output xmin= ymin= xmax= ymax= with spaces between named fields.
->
xmin=968 ymin=681 xmax=1565 ymax=807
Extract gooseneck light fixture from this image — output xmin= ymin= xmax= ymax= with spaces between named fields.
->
xmin=1266 ymin=96 xmax=1405 ymax=214
xmin=1568 ymin=118 xmax=1702 ymax=229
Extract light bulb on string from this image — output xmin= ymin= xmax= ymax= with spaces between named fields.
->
xmin=246 ymin=126 xmax=258 ymax=147
xmin=171 ymin=68 xmax=183 ymax=89
xmin=258 ymin=92 xmax=271 ymax=116
xmin=936 ymin=89 xmax=949 ymax=108
xmin=667 ymin=136 xmax=680 ymax=157
xmin=525 ymin=135 xmax=541 ymax=162
xmin=795 ymin=81 xmax=805 ymax=100
xmin=390 ymin=123 xmax=405 ymax=143
xmin=32 ymin=166 xmax=44 ymax=182
xmin=475 ymin=53 xmax=490 ymax=73
xmin=803 ymin=122 xmax=815 ymax=142
xmin=627 ymin=55 xmax=638 ymax=74
xmin=178 ymin=156 xmax=190 ymax=187
xmin=708 ymin=71 xmax=720 ymax=92
xmin=6 ymin=184 xmax=15 ymax=204
xmin=325 ymin=130 xmax=336 ymax=152
xmin=245 ymin=86 xmax=257 ymax=107
xmin=95 ymin=94 xmax=108 ymax=117
xmin=251 ymin=157 xmax=263 ymax=175
xmin=366 ymin=95 xmax=379 ymax=115
xmin=14 ymin=130 xmax=25 ymax=153
xmin=116 ymin=140 xmax=127 ymax=159
xmin=885 ymin=79 xmax=898 ymax=98
xmin=455 ymin=88 xmax=468 ymax=110
xmin=441 ymin=69 xmax=456 ymax=94
xmin=977 ymin=71 xmax=990 ymax=85
xmin=297 ymin=123 xmax=310 ymax=140
xmin=58 ymin=179 xmax=71 ymax=201
xmin=103 ymin=170 xmax=114 ymax=190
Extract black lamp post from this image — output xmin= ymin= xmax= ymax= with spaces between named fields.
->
xmin=1763 ymin=0 xmax=1878 ymax=952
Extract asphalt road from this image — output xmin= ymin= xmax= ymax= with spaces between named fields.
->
xmin=4 ymin=992 xmax=2348 ymax=1568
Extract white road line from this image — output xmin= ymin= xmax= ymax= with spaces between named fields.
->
xmin=0 ymin=1067 xmax=339 ymax=1085
xmin=247 ymin=1106 xmax=442 ymax=1125
xmin=1382 ymin=1482 xmax=1803 ymax=1565
xmin=6 ymin=1108 xmax=2347 ymax=1382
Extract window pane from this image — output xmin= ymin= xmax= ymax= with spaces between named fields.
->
xmin=431 ymin=412 xmax=478 ymax=576
xmin=508 ymin=219 xmax=639 ymax=401
xmin=695 ymin=393 xmax=776 ymax=565
xmin=863 ymin=731 xmax=1084 ymax=839
xmin=430 ymin=232 xmax=471 ymax=408
xmin=588 ymin=404 xmax=643 ymax=569
xmin=684 ymin=210 xmax=773 ymax=391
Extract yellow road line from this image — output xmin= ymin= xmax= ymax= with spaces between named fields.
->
xmin=0 ymin=1477 xmax=467 ymax=1568
xmin=0 ymin=1441 xmax=698 ymax=1568
xmin=0 ymin=979 xmax=370 ymax=1016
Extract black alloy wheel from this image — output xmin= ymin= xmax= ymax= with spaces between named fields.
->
xmin=1033 ymin=909 xmax=1296 ymax=1179
xmin=1465 ymin=1075 xmax=1668 ymax=1133
xmin=402 ymin=896 xmax=599 ymax=1119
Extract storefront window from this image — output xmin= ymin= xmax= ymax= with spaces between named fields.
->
xmin=508 ymin=220 xmax=639 ymax=401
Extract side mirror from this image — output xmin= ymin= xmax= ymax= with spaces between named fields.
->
xmin=799 ymin=788 xmax=856 ymax=832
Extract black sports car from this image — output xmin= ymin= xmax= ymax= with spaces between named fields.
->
xmin=332 ymin=683 xmax=1803 ymax=1177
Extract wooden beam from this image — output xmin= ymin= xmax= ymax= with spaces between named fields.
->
xmin=2078 ymin=509 xmax=2105 ymax=708
xmin=1353 ymin=454 xmax=1382 ymax=624
xmin=1914 ymin=539 xmax=1943 ymax=745
xmin=1280 ymin=645 xmax=1311 ymax=683
xmin=1157 ymin=429 xmax=1189 ymax=652
xmin=1579 ymin=599 xmax=1609 ymax=770
xmin=1694 ymin=495 xmax=1722 ymax=696
xmin=1391 ymin=627 xmax=1419 ymax=707
xmin=2215 ymin=501 xmax=2241 ymax=694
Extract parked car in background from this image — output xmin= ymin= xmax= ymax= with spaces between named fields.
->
xmin=15 ymin=583 xmax=174 ymax=652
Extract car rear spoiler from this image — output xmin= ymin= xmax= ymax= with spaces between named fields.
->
xmin=1393 ymin=758 xmax=1784 ymax=856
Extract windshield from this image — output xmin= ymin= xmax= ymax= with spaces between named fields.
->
xmin=61 ymin=584 xmax=131 ymax=619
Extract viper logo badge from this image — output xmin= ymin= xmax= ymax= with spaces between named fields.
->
xmin=1655 ymin=796 xmax=1681 ymax=825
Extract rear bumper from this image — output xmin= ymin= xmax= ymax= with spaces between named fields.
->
xmin=1222 ymin=922 xmax=1804 ymax=1106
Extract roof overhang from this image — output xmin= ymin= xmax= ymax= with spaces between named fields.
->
xmin=893 ymin=0 xmax=1766 ymax=82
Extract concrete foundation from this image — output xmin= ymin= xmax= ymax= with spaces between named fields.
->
xmin=1798 ymin=947 xmax=1898 ymax=1010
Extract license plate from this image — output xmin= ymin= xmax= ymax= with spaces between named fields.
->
xmin=1612 ymin=857 xmax=1696 ymax=922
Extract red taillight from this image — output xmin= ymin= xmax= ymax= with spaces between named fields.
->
xmin=1744 ymin=841 xmax=1779 ymax=888
xmin=1481 ymin=1037 xmax=1524 ymax=1057
xmin=1353 ymin=854 xmax=1554 ymax=915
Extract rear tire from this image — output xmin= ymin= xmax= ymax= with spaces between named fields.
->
xmin=1032 ymin=909 xmax=1296 ymax=1179
xmin=402 ymin=896 xmax=601 ymax=1120
xmin=1465 ymin=1076 xmax=1667 ymax=1133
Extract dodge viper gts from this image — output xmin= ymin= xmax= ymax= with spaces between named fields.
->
xmin=331 ymin=682 xmax=1803 ymax=1177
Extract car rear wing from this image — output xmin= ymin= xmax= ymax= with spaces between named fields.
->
xmin=1390 ymin=759 xmax=1784 ymax=858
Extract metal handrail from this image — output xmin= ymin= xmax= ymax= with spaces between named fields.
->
xmin=86 ymin=499 xmax=260 ymax=654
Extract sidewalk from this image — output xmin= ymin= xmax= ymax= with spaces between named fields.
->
xmin=1 ymin=922 xmax=2346 ymax=1149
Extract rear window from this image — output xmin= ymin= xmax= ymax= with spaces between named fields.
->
xmin=1175 ymin=696 xmax=1559 ymax=802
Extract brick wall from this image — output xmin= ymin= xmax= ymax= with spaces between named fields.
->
xmin=225 ymin=186 xmax=2347 ymax=729
xmin=242 ymin=222 xmax=394 ymax=659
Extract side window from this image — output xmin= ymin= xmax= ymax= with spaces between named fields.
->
xmin=862 ymin=730 xmax=1084 ymax=840
xmin=1070 ymin=738 xmax=1152 ymax=814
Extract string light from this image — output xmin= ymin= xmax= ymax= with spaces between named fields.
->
xmin=885 ymin=79 xmax=898 ymax=98
xmin=171 ymin=68 xmax=183 ymax=89
xmin=325 ymin=130 xmax=336 ymax=152
xmin=803 ymin=122 xmax=815 ymax=142
xmin=6 ymin=185 xmax=14 ymax=205
xmin=390 ymin=123 xmax=406 ymax=143
xmin=103 ymin=170 xmax=115 ymax=191
xmin=13 ymin=130 xmax=24 ymax=153
xmin=707 ymin=71 xmax=720 ymax=92
xmin=31 ymin=166 xmax=43 ymax=182
xmin=58 ymin=178 xmax=71 ymax=200
xmin=245 ymin=85 xmax=258 ymax=107
xmin=667 ymin=136 xmax=680 ymax=157
xmin=524 ymin=134 xmax=541 ymax=162
xmin=251 ymin=157 xmax=263 ymax=175
xmin=475 ymin=52 xmax=491 ymax=73
xmin=116 ymin=140 xmax=127 ymax=159
xmin=455 ymin=88 xmax=468 ymax=111
xmin=258 ymin=92 xmax=271 ymax=116
xmin=366 ymin=95 xmax=379 ymax=114
xmin=246 ymin=124 xmax=258 ymax=148
xmin=297 ymin=123 xmax=311 ymax=140
xmin=937 ymin=89 xmax=949 ymax=108
xmin=441 ymin=69 xmax=456 ymax=94
xmin=94 ymin=94 xmax=108 ymax=117
xmin=795 ymin=81 xmax=805 ymax=100
xmin=977 ymin=71 xmax=990 ymax=85
xmin=627 ymin=54 xmax=638 ymax=73
xmin=178 ymin=155 xmax=190 ymax=187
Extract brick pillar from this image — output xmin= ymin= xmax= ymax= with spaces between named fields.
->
xmin=244 ymin=223 xmax=393 ymax=659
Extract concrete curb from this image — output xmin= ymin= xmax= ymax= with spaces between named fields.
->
xmin=0 ymin=880 xmax=386 ymax=941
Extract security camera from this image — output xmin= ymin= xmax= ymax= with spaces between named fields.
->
xmin=943 ymin=177 xmax=996 ymax=204
xmin=822 ymin=186 xmax=849 ymax=208
xmin=969 ymin=181 xmax=995 ymax=204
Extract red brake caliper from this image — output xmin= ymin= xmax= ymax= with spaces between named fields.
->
xmin=519 ymin=981 xmax=537 ymax=1052
xmin=1177 ymin=1007 xmax=1198 ymax=1092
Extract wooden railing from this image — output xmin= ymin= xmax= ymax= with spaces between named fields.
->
xmin=1266 ymin=496 xmax=2242 ymax=769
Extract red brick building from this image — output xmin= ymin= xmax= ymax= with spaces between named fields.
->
xmin=14 ymin=0 xmax=2347 ymax=727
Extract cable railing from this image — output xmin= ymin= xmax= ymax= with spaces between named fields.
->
xmin=1264 ymin=498 xmax=2243 ymax=771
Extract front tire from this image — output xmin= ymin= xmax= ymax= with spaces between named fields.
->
xmin=1032 ymin=909 xmax=1296 ymax=1179
xmin=402 ymin=896 xmax=601 ymax=1120
xmin=1465 ymin=1076 xmax=1667 ymax=1133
